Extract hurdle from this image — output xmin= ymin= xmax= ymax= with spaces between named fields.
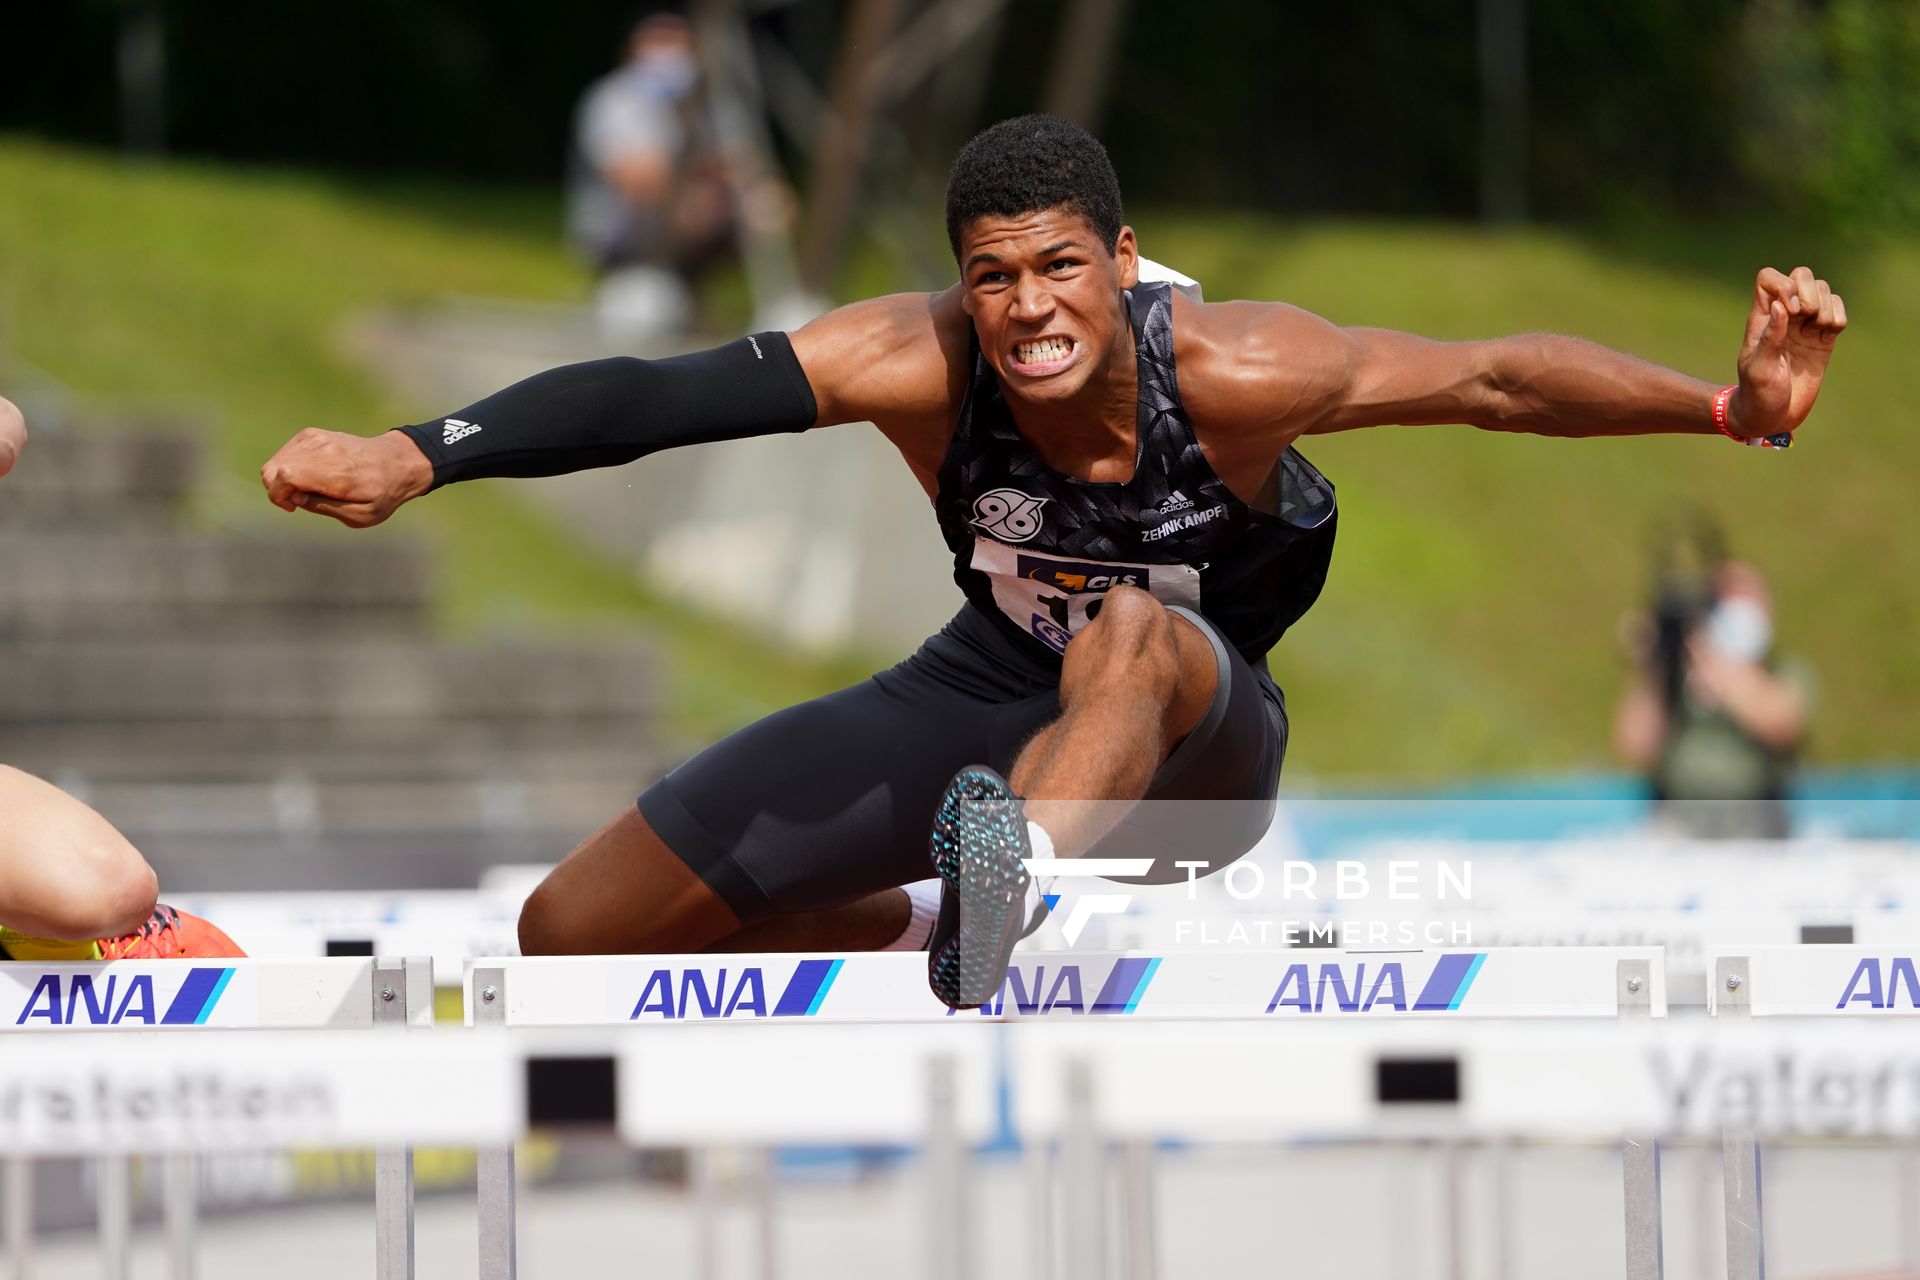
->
xmin=0 ymin=956 xmax=433 ymax=1280
xmin=463 ymin=945 xmax=1668 ymax=1024
xmin=12 ymin=1006 xmax=1915 ymax=1279
xmin=1706 ymin=945 xmax=1920 ymax=1280
xmin=461 ymin=945 xmax=1666 ymax=1280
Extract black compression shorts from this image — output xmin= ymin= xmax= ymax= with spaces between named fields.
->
xmin=636 ymin=602 xmax=1288 ymax=921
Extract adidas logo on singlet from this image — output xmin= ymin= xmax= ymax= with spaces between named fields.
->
xmin=442 ymin=418 xmax=481 ymax=445
xmin=1155 ymin=489 xmax=1196 ymax=515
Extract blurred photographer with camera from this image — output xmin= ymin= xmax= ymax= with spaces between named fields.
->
xmin=1614 ymin=557 xmax=1811 ymax=838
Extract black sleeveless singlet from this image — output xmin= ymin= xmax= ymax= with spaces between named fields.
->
xmin=932 ymin=281 xmax=1338 ymax=668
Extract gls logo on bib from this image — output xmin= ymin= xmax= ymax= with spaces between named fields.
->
xmin=969 ymin=488 xmax=1048 ymax=543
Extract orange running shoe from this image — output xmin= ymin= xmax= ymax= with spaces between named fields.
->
xmin=97 ymin=904 xmax=247 ymax=960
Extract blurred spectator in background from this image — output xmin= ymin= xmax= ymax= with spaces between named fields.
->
xmin=1615 ymin=558 xmax=1812 ymax=838
xmin=566 ymin=8 xmax=785 ymax=339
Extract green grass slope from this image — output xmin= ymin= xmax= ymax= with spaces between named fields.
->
xmin=1 ymin=137 xmax=1911 ymax=777
xmin=1139 ymin=213 xmax=1919 ymax=777
xmin=0 ymin=138 xmax=876 ymax=740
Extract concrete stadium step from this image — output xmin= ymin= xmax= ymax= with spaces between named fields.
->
xmin=0 ymin=530 xmax=434 ymax=636
xmin=0 ymin=637 xmax=656 ymax=724
xmin=0 ymin=427 xmax=203 ymax=526
xmin=0 ymin=719 xmax=670 ymax=784
xmin=75 ymin=774 xmax=653 ymax=838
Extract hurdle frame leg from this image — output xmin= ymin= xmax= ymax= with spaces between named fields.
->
xmin=1488 ymin=1138 xmax=1515 ymax=1280
xmin=1720 ymin=1133 xmax=1764 ymax=1280
xmin=1899 ymin=1147 xmax=1920 ymax=1274
xmin=96 ymin=1155 xmax=131 ymax=1280
xmin=1617 ymin=958 xmax=1665 ymax=1280
xmin=1115 ymin=1139 xmax=1156 ymax=1280
xmin=4 ymin=1154 xmax=32 ymax=1280
xmin=926 ymin=1055 xmax=970 ymax=1280
xmin=1025 ymin=1136 xmax=1055 ymax=1280
xmin=1714 ymin=957 xmax=1764 ymax=1280
xmin=750 ymin=1146 xmax=778 ymax=1280
xmin=372 ymin=957 xmax=417 ymax=1280
xmin=473 ymin=965 xmax=517 ymax=1280
xmin=1622 ymin=1137 xmax=1665 ymax=1280
xmin=690 ymin=1147 xmax=722 ymax=1280
xmin=95 ymin=1159 xmax=132 ymax=1280
xmin=1438 ymin=1140 xmax=1470 ymax=1280
xmin=1060 ymin=1058 xmax=1105 ymax=1280
xmin=162 ymin=1152 xmax=198 ymax=1280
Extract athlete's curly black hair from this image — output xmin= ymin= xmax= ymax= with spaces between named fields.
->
xmin=944 ymin=115 xmax=1124 ymax=261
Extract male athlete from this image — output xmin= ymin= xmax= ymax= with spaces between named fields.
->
xmin=260 ymin=116 xmax=1846 ymax=1008
xmin=0 ymin=394 xmax=245 ymax=960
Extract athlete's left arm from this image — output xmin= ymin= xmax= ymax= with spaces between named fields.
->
xmin=1221 ymin=267 xmax=1846 ymax=443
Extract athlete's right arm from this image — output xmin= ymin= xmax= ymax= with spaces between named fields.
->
xmin=789 ymin=289 xmax=968 ymax=431
xmin=260 ymin=292 xmax=961 ymax=528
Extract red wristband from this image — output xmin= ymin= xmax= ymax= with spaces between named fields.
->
xmin=1713 ymin=385 xmax=1793 ymax=450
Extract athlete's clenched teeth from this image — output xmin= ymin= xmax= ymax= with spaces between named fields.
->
xmin=1014 ymin=336 xmax=1074 ymax=366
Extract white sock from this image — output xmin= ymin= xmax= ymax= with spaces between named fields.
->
xmin=881 ymin=879 xmax=942 ymax=952
xmin=1023 ymin=821 xmax=1056 ymax=924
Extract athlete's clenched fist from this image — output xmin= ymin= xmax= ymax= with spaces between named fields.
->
xmin=260 ymin=427 xmax=434 ymax=528
xmin=1728 ymin=266 xmax=1847 ymax=441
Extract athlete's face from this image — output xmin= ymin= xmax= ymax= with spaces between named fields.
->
xmin=957 ymin=208 xmax=1139 ymax=406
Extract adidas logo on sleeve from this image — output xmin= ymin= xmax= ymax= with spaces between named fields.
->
xmin=442 ymin=418 xmax=481 ymax=445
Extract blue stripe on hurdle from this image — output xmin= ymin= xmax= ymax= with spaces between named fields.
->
xmin=161 ymin=967 xmax=234 ymax=1025
xmin=773 ymin=959 xmax=843 ymax=1017
xmin=1122 ymin=958 xmax=1161 ymax=1013
xmin=1413 ymin=953 xmax=1485 ymax=1011
xmin=804 ymin=959 xmax=844 ymax=1015
xmin=1446 ymin=952 xmax=1487 ymax=1010
xmin=1092 ymin=957 xmax=1160 ymax=1014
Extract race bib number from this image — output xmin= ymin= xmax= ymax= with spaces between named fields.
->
xmin=970 ymin=537 xmax=1200 ymax=655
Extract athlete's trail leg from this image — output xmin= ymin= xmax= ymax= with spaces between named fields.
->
xmin=517 ymin=809 xmax=739 ymax=954
xmin=517 ymin=808 xmax=911 ymax=954
xmin=702 ymin=891 xmax=910 ymax=952
xmin=1008 ymin=586 xmax=1217 ymax=856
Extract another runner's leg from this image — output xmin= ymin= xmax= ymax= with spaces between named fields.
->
xmin=0 ymin=765 xmax=243 ymax=960
xmin=0 ymin=764 xmax=158 ymax=944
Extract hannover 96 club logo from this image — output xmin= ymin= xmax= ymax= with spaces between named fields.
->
xmin=969 ymin=488 xmax=1048 ymax=543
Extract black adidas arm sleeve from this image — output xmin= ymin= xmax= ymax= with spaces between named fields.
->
xmin=394 ymin=332 xmax=818 ymax=489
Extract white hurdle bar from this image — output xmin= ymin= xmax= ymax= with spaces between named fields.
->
xmin=461 ymin=945 xmax=1669 ymax=1025
xmin=1708 ymin=945 xmax=1920 ymax=1280
xmin=461 ymin=946 xmax=1666 ymax=1280
xmin=0 ymin=956 xmax=433 ymax=1280
xmin=11 ymin=1015 xmax=1920 ymax=1279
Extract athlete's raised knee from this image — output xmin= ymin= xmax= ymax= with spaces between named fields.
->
xmin=1065 ymin=586 xmax=1180 ymax=701
xmin=1092 ymin=583 xmax=1166 ymax=627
